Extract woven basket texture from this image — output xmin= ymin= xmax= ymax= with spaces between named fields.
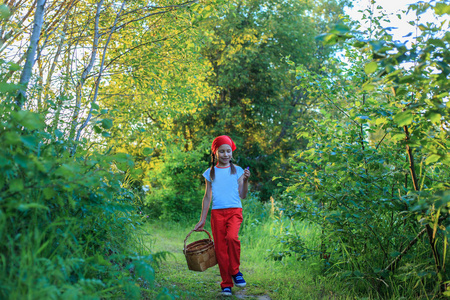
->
xmin=184 ymin=230 xmax=217 ymax=272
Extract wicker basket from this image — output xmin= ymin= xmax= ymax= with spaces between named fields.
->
xmin=183 ymin=229 xmax=217 ymax=272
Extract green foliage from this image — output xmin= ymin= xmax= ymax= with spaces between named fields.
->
xmin=191 ymin=0 xmax=345 ymax=200
xmin=0 ymin=100 xmax=160 ymax=298
xmin=277 ymin=1 xmax=450 ymax=298
xmin=144 ymin=143 xmax=209 ymax=221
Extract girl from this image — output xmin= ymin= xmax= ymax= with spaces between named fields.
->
xmin=194 ymin=135 xmax=250 ymax=297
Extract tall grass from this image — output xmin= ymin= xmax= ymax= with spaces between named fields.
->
xmin=146 ymin=194 xmax=367 ymax=299
xmin=239 ymin=195 xmax=355 ymax=299
xmin=241 ymin=196 xmax=435 ymax=300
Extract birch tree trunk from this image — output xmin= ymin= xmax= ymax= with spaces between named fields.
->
xmin=68 ymin=0 xmax=103 ymax=142
xmin=16 ymin=0 xmax=46 ymax=109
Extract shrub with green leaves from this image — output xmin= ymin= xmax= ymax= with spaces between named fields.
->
xmin=0 ymin=101 xmax=158 ymax=299
xmin=277 ymin=1 xmax=450 ymax=298
xmin=144 ymin=144 xmax=209 ymax=221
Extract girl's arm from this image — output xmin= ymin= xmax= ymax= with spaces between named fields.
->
xmin=194 ymin=179 xmax=212 ymax=231
xmin=238 ymin=168 xmax=251 ymax=199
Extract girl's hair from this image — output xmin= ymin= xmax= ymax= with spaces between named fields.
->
xmin=210 ymin=152 xmax=236 ymax=181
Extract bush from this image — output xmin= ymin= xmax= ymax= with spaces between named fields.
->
xmin=0 ymin=102 xmax=157 ymax=299
xmin=144 ymin=145 xmax=209 ymax=221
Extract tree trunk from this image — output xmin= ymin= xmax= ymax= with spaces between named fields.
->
xmin=404 ymin=124 xmax=444 ymax=292
xmin=16 ymin=0 xmax=46 ymax=109
xmin=68 ymin=0 xmax=103 ymax=142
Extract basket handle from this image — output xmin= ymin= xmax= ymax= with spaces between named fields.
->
xmin=183 ymin=229 xmax=213 ymax=254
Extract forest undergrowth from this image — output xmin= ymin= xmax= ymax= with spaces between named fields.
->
xmin=144 ymin=196 xmax=383 ymax=300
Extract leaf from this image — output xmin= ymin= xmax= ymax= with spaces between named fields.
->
xmin=9 ymin=179 xmax=24 ymax=192
xmin=429 ymin=38 xmax=445 ymax=48
xmin=113 ymin=153 xmax=132 ymax=164
xmin=369 ymin=41 xmax=384 ymax=52
xmin=55 ymin=129 xmax=64 ymax=138
xmin=434 ymin=3 xmax=450 ymax=16
xmin=0 ymin=4 xmax=11 ymax=19
xmin=426 ymin=111 xmax=441 ymax=123
xmin=13 ymin=154 xmax=28 ymax=168
xmin=101 ymin=118 xmax=113 ymax=129
xmin=362 ymin=83 xmax=375 ymax=91
xmin=364 ymin=61 xmax=378 ymax=74
xmin=353 ymin=40 xmax=366 ymax=48
xmin=426 ymin=154 xmax=441 ymax=164
xmin=315 ymin=33 xmax=337 ymax=45
xmin=95 ymin=254 xmax=111 ymax=266
xmin=14 ymin=110 xmax=45 ymax=130
xmin=17 ymin=203 xmax=50 ymax=211
xmin=55 ymin=164 xmax=78 ymax=178
xmin=4 ymin=132 xmax=21 ymax=145
xmin=0 ymin=82 xmax=20 ymax=93
xmin=391 ymin=133 xmax=405 ymax=141
xmin=8 ymin=62 xmax=20 ymax=72
xmin=393 ymin=111 xmax=413 ymax=126
xmin=333 ymin=23 xmax=350 ymax=34
xmin=20 ymin=135 xmax=39 ymax=149
xmin=43 ymin=187 xmax=56 ymax=200
xmin=93 ymin=125 xmax=102 ymax=133
xmin=375 ymin=117 xmax=387 ymax=125
xmin=398 ymin=75 xmax=416 ymax=84
xmin=143 ymin=147 xmax=153 ymax=155
xmin=403 ymin=32 xmax=413 ymax=38
xmin=384 ymin=64 xmax=395 ymax=74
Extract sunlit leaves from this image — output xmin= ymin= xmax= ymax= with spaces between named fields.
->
xmin=393 ymin=111 xmax=413 ymax=126
xmin=425 ymin=110 xmax=442 ymax=123
xmin=434 ymin=3 xmax=450 ymax=15
xmin=426 ymin=154 xmax=441 ymax=164
xmin=364 ymin=61 xmax=378 ymax=74
xmin=316 ymin=23 xmax=352 ymax=45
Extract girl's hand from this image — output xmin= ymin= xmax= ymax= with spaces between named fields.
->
xmin=194 ymin=220 xmax=205 ymax=231
xmin=243 ymin=167 xmax=251 ymax=181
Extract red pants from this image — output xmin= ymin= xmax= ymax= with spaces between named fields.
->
xmin=211 ymin=208 xmax=243 ymax=288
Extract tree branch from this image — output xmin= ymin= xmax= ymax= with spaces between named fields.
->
xmin=75 ymin=0 xmax=126 ymax=143
xmin=384 ymin=227 xmax=427 ymax=272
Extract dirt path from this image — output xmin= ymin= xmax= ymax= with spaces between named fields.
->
xmin=235 ymin=289 xmax=272 ymax=300
xmin=144 ymin=222 xmax=345 ymax=299
xmin=146 ymin=224 xmax=273 ymax=299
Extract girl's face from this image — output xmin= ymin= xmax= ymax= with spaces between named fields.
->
xmin=216 ymin=144 xmax=232 ymax=167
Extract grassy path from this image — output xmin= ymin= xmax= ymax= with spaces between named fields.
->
xmin=144 ymin=218 xmax=350 ymax=300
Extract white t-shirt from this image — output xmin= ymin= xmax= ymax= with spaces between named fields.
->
xmin=203 ymin=165 xmax=244 ymax=210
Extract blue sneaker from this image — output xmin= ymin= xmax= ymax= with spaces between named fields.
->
xmin=232 ymin=271 xmax=246 ymax=287
xmin=221 ymin=287 xmax=232 ymax=296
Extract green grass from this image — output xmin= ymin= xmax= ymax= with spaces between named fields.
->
xmin=141 ymin=197 xmax=363 ymax=299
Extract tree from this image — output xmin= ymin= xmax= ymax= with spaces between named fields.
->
xmin=16 ymin=0 xmax=46 ymax=108
xmin=195 ymin=0 xmax=346 ymax=199
xmin=279 ymin=1 xmax=450 ymax=297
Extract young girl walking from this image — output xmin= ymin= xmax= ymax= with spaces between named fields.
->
xmin=194 ymin=135 xmax=251 ymax=296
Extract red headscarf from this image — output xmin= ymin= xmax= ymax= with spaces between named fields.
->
xmin=211 ymin=135 xmax=236 ymax=154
